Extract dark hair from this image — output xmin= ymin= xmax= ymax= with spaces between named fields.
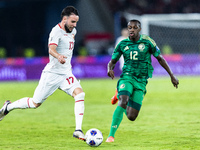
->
xmin=61 ymin=6 xmax=79 ymax=19
xmin=129 ymin=19 xmax=141 ymax=27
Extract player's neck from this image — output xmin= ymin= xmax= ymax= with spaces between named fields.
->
xmin=59 ymin=22 xmax=72 ymax=33
xmin=59 ymin=21 xmax=65 ymax=30
xmin=130 ymin=35 xmax=140 ymax=42
xmin=59 ymin=22 xmax=66 ymax=31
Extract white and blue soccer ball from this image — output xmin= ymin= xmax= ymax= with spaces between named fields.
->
xmin=85 ymin=128 xmax=103 ymax=147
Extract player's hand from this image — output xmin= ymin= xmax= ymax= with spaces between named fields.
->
xmin=58 ymin=55 xmax=67 ymax=64
xmin=108 ymin=70 xmax=115 ymax=80
xmin=171 ymin=75 xmax=179 ymax=88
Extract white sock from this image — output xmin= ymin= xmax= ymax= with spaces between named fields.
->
xmin=74 ymin=92 xmax=85 ymax=130
xmin=7 ymin=97 xmax=36 ymax=112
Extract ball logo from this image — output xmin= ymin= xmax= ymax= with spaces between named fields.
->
xmin=90 ymin=130 xmax=97 ymax=136
xmin=138 ymin=43 xmax=145 ymax=51
xmin=120 ymin=84 xmax=125 ymax=89
xmin=89 ymin=140 xmax=96 ymax=146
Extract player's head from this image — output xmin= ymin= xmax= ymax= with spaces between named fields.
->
xmin=61 ymin=6 xmax=79 ymax=33
xmin=127 ymin=20 xmax=141 ymax=41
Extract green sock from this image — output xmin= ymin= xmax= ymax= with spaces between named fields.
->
xmin=108 ymin=106 xmax=126 ymax=138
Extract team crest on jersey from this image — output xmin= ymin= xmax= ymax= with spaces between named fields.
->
xmin=138 ymin=43 xmax=145 ymax=51
xmin=120 ymin=84 xmax=125 ymax=89
xmin=124 ymin=46 xmax=129 ymax=50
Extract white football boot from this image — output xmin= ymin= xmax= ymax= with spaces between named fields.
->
xmin=0 ymin=100 xmax=11 ymax=121
xmin=73 ymin=130 xmax=85 ymax=141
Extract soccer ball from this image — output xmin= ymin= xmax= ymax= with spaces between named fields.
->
xmin=85 ymin=128 xmax=103 ymax=147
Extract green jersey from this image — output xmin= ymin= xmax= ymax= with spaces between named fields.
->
xmin=112 ymin=34 xmax=161 ymax=80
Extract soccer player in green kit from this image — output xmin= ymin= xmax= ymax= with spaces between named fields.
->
xmin=106 ymin=19 xmax=179 ymax=142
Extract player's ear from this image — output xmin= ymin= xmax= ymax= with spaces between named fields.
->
xmin=62 ymin=16 xmax=67 ymax=21
xmin=62 ymin=16 xmax=68 ymax=24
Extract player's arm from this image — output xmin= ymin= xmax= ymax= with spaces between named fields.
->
xmin=155 ymin=54 xmax=179 ymax=88
xmin=107 ymin=59 xmax=117 ymax=80
xmin=49 ymin=45 xmax=67 ymax=64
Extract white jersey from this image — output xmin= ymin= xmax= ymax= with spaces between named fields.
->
xmin=43 ymin=24 xmax=76 ymax=74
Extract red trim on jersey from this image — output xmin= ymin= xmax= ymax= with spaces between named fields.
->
xmin=58 ymin=23 xmax=62 ymax=28
xmin=27 ymin=97 xmax=30 ymax=108
xmin=75 ymin=100 xmax=84 ymax=103
xmin=49 ymin=43 xmax=58 ymax=46
xmin=79 ymin=113 xmax=84 ymax=115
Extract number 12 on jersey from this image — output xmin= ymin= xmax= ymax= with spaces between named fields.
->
xmin=130 ymin=51 xmax=138 ymax=60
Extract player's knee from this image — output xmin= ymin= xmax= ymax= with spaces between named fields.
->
xmin=127 ymin=113 xmax=138 ymax=121
xmin=127 ymin=115 xmax=137 ymax=121
xmin=74 ymin=92 xmax=85 ymax=101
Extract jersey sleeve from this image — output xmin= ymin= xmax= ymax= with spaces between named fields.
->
xmin=111 ymin=42 xmax=122 ymax=61
xmin=148 ymin=37 xmax=161 ymax=57
xmin=153 ymin=46 xmax=161 ymax=57
xmin=48 ymin=28 xmax=60 ymax=46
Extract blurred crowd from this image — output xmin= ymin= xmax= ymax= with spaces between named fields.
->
xmin=1 ymin=0 xmax=200 ymax=58
xmin=104 ymin=0 xmax=200 ymax=14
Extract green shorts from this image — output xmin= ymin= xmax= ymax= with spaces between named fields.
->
xmin=117 ymin=76 xmax=147 ymax=111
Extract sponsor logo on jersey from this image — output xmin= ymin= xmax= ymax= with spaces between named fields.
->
xmin=124 ymin=46 xmax=129 ymax=50
xmin=138 ymin=43 xmax=145 ymax=51
xmin=120 ymin=84 xmax=125 ymax=89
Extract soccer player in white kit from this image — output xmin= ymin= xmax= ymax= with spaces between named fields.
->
xmin=0 ymin=6 xmax=85 ymax=141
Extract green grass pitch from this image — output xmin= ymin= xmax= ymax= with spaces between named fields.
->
xmin=0 ymin=77 xmax=200 ymax=150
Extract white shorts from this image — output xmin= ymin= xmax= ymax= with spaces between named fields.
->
xmin=33 ymin=71 xmax=82 ymax=103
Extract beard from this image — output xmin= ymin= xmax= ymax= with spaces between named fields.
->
xmin=64 ymin=24 xmax=72 ymax=33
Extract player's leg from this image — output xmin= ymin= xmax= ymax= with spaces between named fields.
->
xmin=106 ymin=80 xmax=133 ymax=142
xmin=126 ymin=91 xmax=143 ymax=121
xmin=72 ymin=87 xmax=85 ymax=141
xmin=126 ymin=105 xmax=139 ymax=121
xmin=106 ymin=95 xmax=129 ymax=142
xmin=8 ymin=72 xmax=61 ymax=111
xmin=126 ymin=80 xmax=147 ymax=121
xmin=0 ymin=96 xmax=42 ymax=120
xmin=60 ymin=73 xmax=85 ymax=140
xmin=0 ymin=72 xmax=62 ymax=121
xmin=7 ymin=97 xmax=39 ymax=110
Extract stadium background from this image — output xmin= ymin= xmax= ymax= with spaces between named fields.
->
xmin=1 ymin=1 xmax=200 ymax=149
xmin=0 ymin=0 xmax=200 ymax=81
